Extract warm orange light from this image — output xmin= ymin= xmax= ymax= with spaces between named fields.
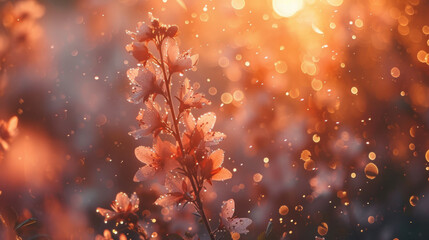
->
xmin=273 ymin=0 xmax=304 ymax=18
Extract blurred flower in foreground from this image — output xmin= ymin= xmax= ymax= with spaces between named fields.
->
xmin=219 ymin=199 xmax=252 ymax=235
xmin=96 ymin=192 xmax=139 ymax=223
xmin=95 ymin=229 xmax=126 ymax=240
xmin=96 ymin=192 xmax=148 ymax=239
xmin=0 ymin=116 xmax=18 ymax=153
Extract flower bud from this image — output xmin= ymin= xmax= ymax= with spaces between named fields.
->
xmin=166 ymin=25 xmax=178 ymax=37
xmin=151 ymin=19 xmax=159 ymax=27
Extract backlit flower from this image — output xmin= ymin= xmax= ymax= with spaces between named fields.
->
xmin=133 ymin=137 xmax=178 ymax=182
xmin=96 ymin=192 xmax=139 ymax=222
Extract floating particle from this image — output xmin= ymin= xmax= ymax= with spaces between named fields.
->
xmin=364 ymin=163 xmax=379 ymax=179
xmin=289 ymin=88 xmax=300 ymax=98
xmin=208 ymin=87 xmax=217 ymax=95
xmin=355 ymin=19 xmax=363 ymax=28
xmin=390 ymin=67 xmax=400 ymax=78
xmin=231 ymin=232 xmax=241 ymax=240
xmin=71 ymin=49 xmax=78 ymax=56
xmin=304 ymin=159 xmax=316 ymax=171
xmin=233 ymin=90 xmax=244 ymax=101
xmin=368 ymin=152 xmax=376 ymax=160
xmin=409 ymin=126 xmax=416 ymax=138
xmin=311 ymin=79 xmax=323 ymax=91
xmin=231 ymin=0 xmax=245 ymax=10
xmin=294 ymin=205 xmax=303 ymax=211
xmin=351 ymin=172 xmax=356 ymax=178
xmin=274 ymin=60 xmax=288 ymax=73
xmin=263 ymin=157 xmax=269 ymax=163
xmin=423 ymin=25 xmax=429 ymax=35
xmin=253 ymin=173 xmax=263 ymax=182
xmin=351 ymin=87 xmax=358 ymax=95
xmin=279 ymin=205 xmax=289 ymax=215
xmin=409 ymin=195 xmax=419 ymax=207
xmin=272 ymin=0 xmax=304 ymax=18
xmin=301 ymin=150 xmax=311 ymax=161
xmin=200 ymin=13 xmax=209 ymax=22
xmin=417 ymin=50 xmax=428 ymax=63
xmin=424 ymin=149 xmax=429 ymax=162
xmin=221 ymin=92 xmax=233 ymax=104
xmin=368 ymin=216 xmax=375 ymax=224
xmin=312 ymin=23 xmax=324 ymax=35
xmin=218 ymin=56 xmax=230 ymax=68
xmin=301 ymin=60 xmax=317 ymax=76
xmin=313 ymin=134 xmax=320 ymax=143
xmin=317 ymin=222 xmax=328 ymax=236
xmin=96 ymin=114 xmax=107 ymax=126
xmin=336 ymin=191 xmax=347 ymax=199
xmin=327 ymin=0 xmax=343 ymax=6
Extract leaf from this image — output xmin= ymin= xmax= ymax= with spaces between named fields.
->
xmin=192 ymin=212 xmax=201 ymax=218
xmin=265 ymin=221 xmax=273 ymax=237
xmin=14 ymin=218 xmax=38 ymax=231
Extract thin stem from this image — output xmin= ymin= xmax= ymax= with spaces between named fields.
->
xmin=155 ymin=36 xmax=215 ymax=240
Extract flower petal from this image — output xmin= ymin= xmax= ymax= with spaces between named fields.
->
xmin=115 ymin=192 xmax=130 ymax=212
xmin=220 ymin=199 xmax=235 ymax=220
xmin=212 ymin=168 xmax=232 ymax=181
xmin=129 ymin=192 xmax=140 ymax=211
xmin=197 ymin=112 xmax=216 ymax=134
xmin=96 ymin=208 xmax=117 ymax=221
xmin=227 ymin=218 xmax=252 ymax=234
xmin=135 ymin=146 xmax=155 ymax=164
xmin=133 ymin=166 xmax=156 ymax=182
xmin=209 ymin=149 xmax=224 ymax=169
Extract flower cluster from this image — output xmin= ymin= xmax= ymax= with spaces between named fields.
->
xmin=125 ymin=15 xmax=232 ymax=200
xmin=121 ymin=14 xmax=250 ymax=239
xmin=96 ymin=14 xmax=251 ymax=240
xmin=96 ymin=192 xmax=147 ymax=239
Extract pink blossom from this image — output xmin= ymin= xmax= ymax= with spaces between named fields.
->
xmin=163 ymin=38 xmax=198 ymax=73
xmin=133 ymin=136 xmax=178 ymax=182
xmin=96 ymin=192 xmax=139 ymax=222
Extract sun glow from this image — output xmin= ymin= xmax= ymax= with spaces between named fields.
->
xmin=272 ymin=0 xmax=304 ymax=18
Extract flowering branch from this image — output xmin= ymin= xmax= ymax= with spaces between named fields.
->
xmin=97 ymin=13 xmax=252 ymax=240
